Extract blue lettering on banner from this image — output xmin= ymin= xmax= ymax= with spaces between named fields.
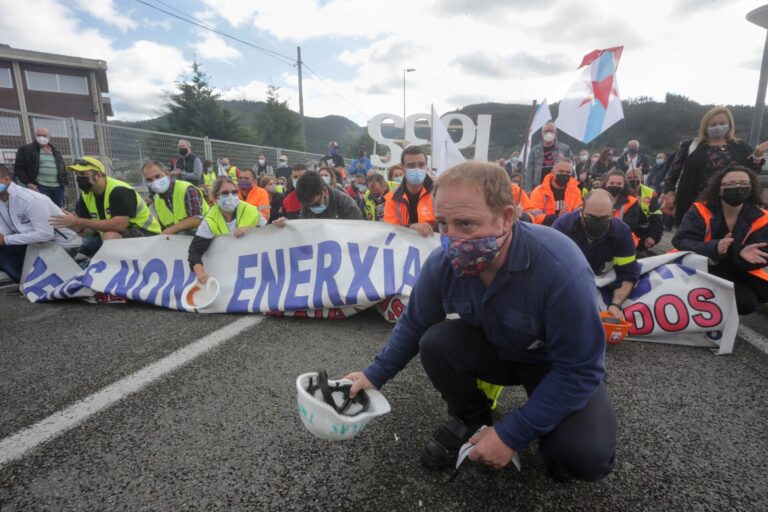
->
xmin=397 ymin=246 xmax=421 ymax=295
xmin=228 ymin=254 xmax=259 ymax=313
xmin=313 ymin=241 xmax=343 ymax=308
xmin=628 ymin=274 xmax=652 ymax=301
xmin=253 ymin=249 xmax=286 ymax=312
xmin=654 ymin=265 xmax=674 ymax=280
xmin=104 ymin=260 xmax=142 ymax=297
xmin=22 ymin=257 xmax=64 ymax=302
xmin=129 ymin=259 xmax=168 ymax=304
xmin=346 ymin=243 xmax=380 ymax=303
xmin=285 ymin=245 xmax=313 ymax=310
xmin=159 ymin=260 xmax=194 ymax=310
xmin=383 ymin=248 xmax=395 ymax=297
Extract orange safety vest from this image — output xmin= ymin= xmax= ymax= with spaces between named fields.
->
xmin=383 ymin=186 xmax=435 ymax=226
xmin=239 ymin=185 xmax=271 ymax=220
xmin=526 ymin=175 xmax=583 ymax=224
xmin=511 ymin=184 xmax=532 ymax=209
xmin=614 ymin=195 xmax=640 ymax=246
xmin=691 ymin=201 xmax=768 ymax=281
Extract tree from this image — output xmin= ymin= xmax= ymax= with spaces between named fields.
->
xmin=164 ymin=61 xmax=247 ymax=142
xmin=252 ymin=85 xmax=303 ymax=150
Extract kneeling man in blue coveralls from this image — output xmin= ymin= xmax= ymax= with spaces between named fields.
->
xmin=346 ymin=161 xmax=616 ymax=481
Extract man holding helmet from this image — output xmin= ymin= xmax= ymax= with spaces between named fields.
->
xmin=346 ymin=162 xmax=616 ymax=482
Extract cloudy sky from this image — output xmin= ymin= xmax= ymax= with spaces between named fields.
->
xmin=1 ymin=0 xmax=765 ymax=125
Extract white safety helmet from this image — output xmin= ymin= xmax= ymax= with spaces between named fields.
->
xmin=296 ymin=370 xmax=391 ymax=441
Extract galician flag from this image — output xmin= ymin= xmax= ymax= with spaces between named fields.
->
xmin=556 ymin=46 xmax=624 ymax=143
xmin=431 ymin=105 xmax=466 ymax=176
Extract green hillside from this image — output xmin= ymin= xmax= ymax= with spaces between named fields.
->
xmin=112 ymin=94 xmax=768 ymax=161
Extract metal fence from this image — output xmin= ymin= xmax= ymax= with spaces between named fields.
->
xmin=0 ymin=107 xmax=352 ymax=209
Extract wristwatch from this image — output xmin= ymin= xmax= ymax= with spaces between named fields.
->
xmin=608 ymin=303 xmax=623 ymax=310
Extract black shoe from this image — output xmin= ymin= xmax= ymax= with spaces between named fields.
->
xmin=420 ymin=417 xmax=478 ymax=470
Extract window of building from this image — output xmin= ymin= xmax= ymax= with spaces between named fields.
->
xmin=0 ymin=68 xmax=12 ymax=89
xmin=25 ymin=70 xmax=88 ymax=95
xmin=32 ymin=118 xmax=68 ymax=138
xmin=77 ymin=119 xmax=95 ymax=139
xmin=0 ymin=116 xmax=21 ymax=136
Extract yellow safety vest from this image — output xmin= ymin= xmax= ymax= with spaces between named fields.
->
xmin=227 ymin=166 xmax=239 ymax=185
xmin=203 ymin=171 xmax=217 ymax=188
xmin=81 ymin=176 xmax=161 ymax=236
xmin=637 ymin=184 xmax=661 ymax=218
xmin=203 ymin=201 xmax=261 ymax=236
xmin=362 ymin=184 xmax=393 ymax=221
xmin=153 ymin=179 xmax=209 ymax=229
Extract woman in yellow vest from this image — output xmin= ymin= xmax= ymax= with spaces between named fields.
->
xmin=143 ymin=161 xmax=209 ymax=235
xmin=50 ymin=156 xmax=161 ymax=257
xmin=672 ymin=165 xmax=768 ymax=314
xmin=187 ymin=176 xmax=265 ymax=284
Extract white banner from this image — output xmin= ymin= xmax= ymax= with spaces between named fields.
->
xmin=595 ymin=252 xmax=738 ymax=355
xmin=20 ymin=220 xmax=440 ymax=319
xmin=20 ymin=226 xmax=738 ymax=354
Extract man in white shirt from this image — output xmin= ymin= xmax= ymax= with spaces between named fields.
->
xmin=0 ymin=164 xmax=80 ymax=284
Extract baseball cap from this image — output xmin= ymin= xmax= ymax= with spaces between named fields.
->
xmin=66 ymin=156 xmax=105 ymax=174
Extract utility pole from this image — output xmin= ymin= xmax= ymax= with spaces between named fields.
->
xmin=297 ymin=46 xmax=307 ymax=151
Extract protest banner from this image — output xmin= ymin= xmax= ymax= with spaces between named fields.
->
xmin=21 ymin=220 xmax=441 ymax=317
xmin=595 ymin=251 xmax=738 ymax=355
xmin=20 ymin=223 xmax=737 ymax=353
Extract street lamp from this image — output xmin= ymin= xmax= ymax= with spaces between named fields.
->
xmin=403 ymin=68 xmax=415 ymax=140
xmin=747 ymin=4 xmax=768 ymax=147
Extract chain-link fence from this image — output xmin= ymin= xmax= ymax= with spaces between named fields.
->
xmin=0 ymin=107 xmax=353 ymax=209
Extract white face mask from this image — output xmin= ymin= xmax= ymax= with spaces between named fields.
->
xmin=542 ymin=132 xmax=555 ymax=143
xmin=258 ymin=159 xmax=266 ymax=165
xmin=36 ymin=136 xmax=49 ymax=146
xmin=580 ymin=154 xmax=588 ymax=162
xmin=150 ymin=176 xmax=171 ymax=194
xmin=217 ymin=194 xmax=239 ymax=212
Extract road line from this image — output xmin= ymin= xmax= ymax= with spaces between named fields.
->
xmin=0 ymin=316 xmax=262 ymax=467
xmin=738 ymin=324 xmax=768 ymax=356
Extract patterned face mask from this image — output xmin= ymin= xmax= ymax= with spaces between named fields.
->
xmin=440 ymin=230 xmax=510 ymax=278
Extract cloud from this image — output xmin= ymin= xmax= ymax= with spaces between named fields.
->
xmin=435 ymin=0 xmax=556 ymax=17
xmin=72 ymin=0 xmax=137 ymax=32
xmin=109 ymin=41 xmax=192 ymax=120
xmin=219 ymin=79 xmax=272 ymax=102
xmin=142 ymin=18 xmax=172 ymax=30
xmin=453 ymin=51 xmax=571 ymax=78
xmin=446 ymin=93 xmax=492 ymax=107
xmin=191 ymin=30 xmax=242 ymax=63
xmin=201 ymin=0 xmax=260 ymax=28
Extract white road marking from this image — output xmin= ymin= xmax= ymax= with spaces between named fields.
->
xmin=738 ymin=324 xmax=768 ymax=356
xmin=0 ymin=316 xmax=262 ymax=467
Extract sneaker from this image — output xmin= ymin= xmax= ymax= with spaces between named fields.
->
xmin=420 ymin=417 xmax=478 ymax=470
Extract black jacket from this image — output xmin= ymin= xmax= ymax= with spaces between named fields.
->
xmin=665 ymin=139 xmax=760 ymax=226
xmin=672 ymin=201 xmax=768 ymax=274
xmin=617 ymin=152 xmax=651 ymax=174
xmin=13 ymin=141 xmax=66 ymax=187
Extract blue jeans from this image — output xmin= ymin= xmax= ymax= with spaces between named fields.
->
xmin=0 ymin=244 xmax=27 ymax=283
xmin=37 ymin=184 xmax=65 ymax=207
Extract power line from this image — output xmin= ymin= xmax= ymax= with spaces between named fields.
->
xmin=301 ymin=62 xmax=369 ymax=120
xmin=133 ymin=0 xmax=296 ymax=67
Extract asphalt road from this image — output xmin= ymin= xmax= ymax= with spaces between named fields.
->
xmin=1 ymin=294 xmax=767 ymax=511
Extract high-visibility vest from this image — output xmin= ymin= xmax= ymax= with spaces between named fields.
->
xmin=692 ymin=201 xmax=768 ymax=282
xmin=383 ymin=186 xmax=435 ymax=226
xmin=614 ymin=195 xmax=640 ymax=246
xmin=153 ymin=179 xmax=209 ymax=229
xmin=203 ymin=172 xmax=217 ymax=189
xmin=637 ymin=184 xmax=661 ymax=219
xmin=526 ymin=175 xmax=583 ymax=224
xmin=81 ymin=176 xmax=161 ymax=236
xmin=227 ymin=166 xmax=240 ymax=185
xmin=202 ymin=201 xmax=261 ymax=236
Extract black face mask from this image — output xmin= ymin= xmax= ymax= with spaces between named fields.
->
xmin=721 ymin=187 xmax=751 ymax=207
xmin=628 ymin=148 xmax=638 ymax=155
xmin=178 ymin=148 xmax=189 ymax=156
xmin=554 ymin=174 xmax=570 ymax=187
xmin=76 ymin=176 xmax=94 ymax=192
xmin=628 ymin=180 xmax=641 ymax=189
xmin=606 ymin=185 xmax=623 ymax=197
xmin=582 ymin=216 xmax=611 ymax=240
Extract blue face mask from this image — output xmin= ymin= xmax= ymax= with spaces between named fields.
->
xmin=0 ymin=183 xmax=7 ymax=194
xmin=656 ymin=159 xmax=664 ymax=166
xmin=321 ymin=176 xmax=331 ymax=186
xmin=405 ymin=168 xmax=426 ymax=185
xmin=149 ymin=176 xmax=171 ymax=194
xmin=310 ymin=200 xmax=328 ymax=214
xmin=392 ymin=176 xmax=403 ymax=184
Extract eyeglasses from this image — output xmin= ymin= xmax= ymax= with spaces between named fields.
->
xmin=721 ymin=181 xmax=750 ymax=189
xmin=218 ymin=190 xmax=237 ymax=197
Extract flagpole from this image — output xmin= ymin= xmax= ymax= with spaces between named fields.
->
xmin=521 ymin=100 xmax=538 ymax=181
xmin=430 ymin=103 xmax=435 ymax=171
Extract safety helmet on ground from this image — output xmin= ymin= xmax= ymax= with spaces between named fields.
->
xmin=296 ymin=370 xmax=390 ymax=441
xmin=600 ymin=311 xmax=632 ymax=345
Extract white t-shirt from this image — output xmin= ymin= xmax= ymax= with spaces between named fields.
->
xmin=195 ymin=218 xmax=238 ymax=239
